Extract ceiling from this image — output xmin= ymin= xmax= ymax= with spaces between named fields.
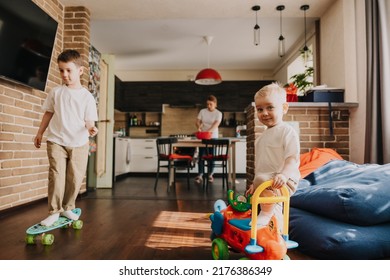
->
xmin=60 ymin=0 xmax=336 ymax=74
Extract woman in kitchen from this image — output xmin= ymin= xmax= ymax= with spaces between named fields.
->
xmin=195 ymin=95 xmax=223 ymax=184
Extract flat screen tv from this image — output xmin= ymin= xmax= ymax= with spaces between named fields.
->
xmin=0 ymin=0 xmax=58 ymax=91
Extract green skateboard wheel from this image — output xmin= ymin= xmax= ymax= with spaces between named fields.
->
xmin=41 ymin=233 xmax=54 ymax=245
xmin=25 ymin=234 xmax=36 ymax=245
xmin=72 ymin=220 xmax=83 ymax=229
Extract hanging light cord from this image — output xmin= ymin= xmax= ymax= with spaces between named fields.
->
xmin=205 ymin=36 xmax=212 ymax=68
xmin=207 ymin=42 xmax=210 ymax=68
xmin=304 ymin=9 xmax=307 ymax=47
xmin=279 ymin=9 xmax=283 ymax=37
xmin=303 ymin=6 xmax=308 ymax=50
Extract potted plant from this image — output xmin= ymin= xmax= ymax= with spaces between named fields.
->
xmin=289 ymin=66 xmax=314 ymax=98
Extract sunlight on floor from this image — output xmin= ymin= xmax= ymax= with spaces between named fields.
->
xmin=146 ymin=211 xmax=212 ymax=249
xmin=151 ymin=211 xmax=211 ymax=231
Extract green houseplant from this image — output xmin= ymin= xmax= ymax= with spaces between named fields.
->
xmin=289 ymin=66 xmax=314 ymax=96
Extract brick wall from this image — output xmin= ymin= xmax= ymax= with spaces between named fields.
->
xmin=245 ymin=102 xmax=351 ymax=187
xmin=0 ymin=1 xmax=91 ymax=212
xmin=63 ymin=6 xmax=91 ymax=87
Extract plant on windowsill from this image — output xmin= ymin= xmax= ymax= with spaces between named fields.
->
xmin=289 ymin=66 xmax=314 ymax=97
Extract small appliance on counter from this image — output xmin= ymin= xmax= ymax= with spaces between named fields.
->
xmin=235 ymin=125 xmax=247 ymax=138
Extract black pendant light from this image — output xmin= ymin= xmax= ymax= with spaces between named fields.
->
xmin=276 ymin=5 xmax=285 ymax=57
xmin=300 ymin=4 xmax=310 ymax=65
xmin=252 ymin=5 xmax=260 ymax=46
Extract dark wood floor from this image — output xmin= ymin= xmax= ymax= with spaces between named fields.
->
xmin=0 ymin=175 xmax=313 ymax=260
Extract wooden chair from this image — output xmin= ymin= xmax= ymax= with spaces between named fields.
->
xmin=201 ymin=138 xmax=230 ymax=190
xmin=154 ymin=137 xmax=194 ymax=191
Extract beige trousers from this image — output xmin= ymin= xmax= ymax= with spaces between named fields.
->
xmin=46 ymin=141 xmax=89 ymax=214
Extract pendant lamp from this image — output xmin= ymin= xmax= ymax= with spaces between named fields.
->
xmin=300 ymin=5 xmax=310 ymax=65
xmin=276 ymin=5 xmax=285 ymax=57
xmin=195 ymin=36 xmax=222 ymax=85
xmin=252 ymin=5 xmax=260 ymax=46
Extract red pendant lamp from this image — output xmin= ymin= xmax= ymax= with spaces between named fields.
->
xmin=195 ymin=36 xmax=222 ymax=85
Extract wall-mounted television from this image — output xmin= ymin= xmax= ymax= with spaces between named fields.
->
xmin=0 ymin=0 xmax=58 ymax=91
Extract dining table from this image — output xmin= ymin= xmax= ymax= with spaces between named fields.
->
xmin=170 ymin=137 xmax=240 ymax=189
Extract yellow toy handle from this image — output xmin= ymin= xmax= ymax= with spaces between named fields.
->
xmin=249 ymin=180 xmax=291 ymax=244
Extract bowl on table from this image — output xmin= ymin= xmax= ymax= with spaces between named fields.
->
xmin=195 ymin=131 xmax=212 ymax=139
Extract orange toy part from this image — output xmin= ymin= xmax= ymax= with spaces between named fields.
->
xmin=223 ymin=205 xmax=251 ymax=220
xmin=255 ymin=216 xmax=287 ymax=260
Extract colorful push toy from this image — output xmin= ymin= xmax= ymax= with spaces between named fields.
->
xmin=210 ymin=180 xmax=298 ymax=260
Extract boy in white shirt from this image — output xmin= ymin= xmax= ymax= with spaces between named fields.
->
xmin=246 ymin=83 xmax=300 ymax=230
xmin=34 ymin=49 xmax=98 ymax=226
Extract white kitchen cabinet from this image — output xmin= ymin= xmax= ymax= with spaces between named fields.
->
xmin=125 ymin=138 xmax=246 ymax=174
xmin=114 ymin=137 xmax=131 ymax=176
xmin=129 ymin=138 xmax=158 ymax=172
xmin=235 ymin=140 xmax=247 ymax=174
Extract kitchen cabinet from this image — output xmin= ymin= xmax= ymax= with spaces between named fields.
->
xmin=115 ymin=79 xmax=274 ymax=112
xmin=129 ymin=138 xmax=158 ymax=172
xmin=235 ymin=140 xmax=247 ymax=174
xmin=114 ymin=137 xmax=132 ymax=176
xmin=127 ymin=137 xmax=246 ymax=175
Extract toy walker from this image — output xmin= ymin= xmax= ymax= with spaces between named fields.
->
xmin=209 ymin=180 xmax=298 ymax=260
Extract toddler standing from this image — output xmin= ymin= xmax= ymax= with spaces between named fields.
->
xmin=246 ymin=83 xmax=300 ymax=230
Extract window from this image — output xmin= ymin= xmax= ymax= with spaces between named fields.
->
xmin=287 ymin=44 xmax=314 ymax=84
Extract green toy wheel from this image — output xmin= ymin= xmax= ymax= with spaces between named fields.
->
xmin=211 ymin=238 xmax=229 ymax=260
xmin=41 ymin=233 xmax=54 ymax=245
xmin=282 ymin=254 xmax=291 ymax=260
xmin=25 ymin=234 xmax=36 ymax=245
xmin=72 ymin=220 xmax=83 ymax=229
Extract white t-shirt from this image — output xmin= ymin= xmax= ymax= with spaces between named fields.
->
xmin=197 ymin=108 xmax=222 ymax=138
xmin=42 ymin=85 xmax=98 ymax=147
xmin=255 ymin=122 xmax=300 ymax=183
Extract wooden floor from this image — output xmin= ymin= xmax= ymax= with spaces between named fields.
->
xmin=0 ymin=175 xmax=313 ymax=260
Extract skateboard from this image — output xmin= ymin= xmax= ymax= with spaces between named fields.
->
xmin=25 ymin=208 xmax=83 ymax=245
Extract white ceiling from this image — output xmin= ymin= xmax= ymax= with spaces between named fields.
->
xmin=60 ymin=0 xmax=336 ymax=74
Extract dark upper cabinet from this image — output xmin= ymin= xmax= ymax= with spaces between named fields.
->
xmin=115 ymin=77 xmax=274 ymax=112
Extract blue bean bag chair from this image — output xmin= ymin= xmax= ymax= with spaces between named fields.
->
xmin=289 ymin=160 xmax=390 ymax=259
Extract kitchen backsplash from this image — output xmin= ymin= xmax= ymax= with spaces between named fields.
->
xmin=161 ymin=105 xmax=199 ymax=136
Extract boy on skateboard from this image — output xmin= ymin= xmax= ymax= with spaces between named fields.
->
xmin=34 ymin=49 xmax=98 ymax=226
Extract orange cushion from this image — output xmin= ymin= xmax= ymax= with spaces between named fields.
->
xmin=169 ymin=154 xmax=192 ymax=160
xmin=202 ymin=155 xmax=229 ymax=161
xmin=299 ymin=148 xmax=343 ymax=178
